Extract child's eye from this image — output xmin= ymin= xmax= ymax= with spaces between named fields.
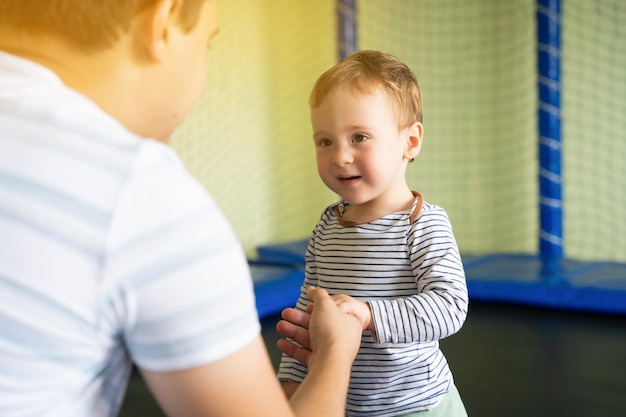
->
xmin=318 ymin=138 xmax=332 ymax=147
xmin=352 ymin=134 xmax=367 ymax=143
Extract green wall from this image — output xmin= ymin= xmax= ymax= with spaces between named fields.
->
xmin=171 ymin=0 xmax=626 ymax=262
xmin=171 ymin=0 xmax=337 ymax=256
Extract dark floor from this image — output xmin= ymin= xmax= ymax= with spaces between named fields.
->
xmin=119 ymin=302 xmax=626 ymax=416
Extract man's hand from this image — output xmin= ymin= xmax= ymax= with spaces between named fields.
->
xmin=276 ymin=287 xmax=362 ymax=368
xmin=276 ymin=307 xmax=313 ymax=367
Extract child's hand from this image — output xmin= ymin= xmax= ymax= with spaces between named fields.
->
xmin=329 ymin=294 xmax=374 ymax=332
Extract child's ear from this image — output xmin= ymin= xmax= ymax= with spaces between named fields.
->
xmin=134 ymin=0 xmax=182 ymax=62
xmin=404 ymin=121 xmax=423 ymax=161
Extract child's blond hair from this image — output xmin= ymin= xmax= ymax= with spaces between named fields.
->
xmin=309 ymin=50 xmax=423 ymax=129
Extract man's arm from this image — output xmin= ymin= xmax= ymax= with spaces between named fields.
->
xmin=282 ymin=381 xmax=300 ymax=400
xmin=277 ymin=293 xmax=365 ymax=401
xmin=140 ymin=287 xmax=361 ymax=417
xmin=278 ymin=287 xmax=362 ymax=416
xmin=140 ymin=336 xmax=294 ymax=417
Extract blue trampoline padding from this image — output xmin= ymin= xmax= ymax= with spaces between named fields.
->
xmin=255 ymin=240 xmax=626 ymax=315
xmin=464 ymin=255 xmax=626 ymax=315
xmin=249 ymin=260 xmax=304 ymax=319
xmin=256 ymin=239 xmax=309 ymax=266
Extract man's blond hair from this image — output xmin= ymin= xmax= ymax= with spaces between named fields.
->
xmin=0 ymin=0 xmax=206 ymax=50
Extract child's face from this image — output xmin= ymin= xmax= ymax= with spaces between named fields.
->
xmin=311 ymin=86 xmax=414 ymax=208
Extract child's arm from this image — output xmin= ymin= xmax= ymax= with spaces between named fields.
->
xmin=367 ymin=209 xmax=468 ymax=344
xmin=332 ymin=208 xmax=468 ymax=345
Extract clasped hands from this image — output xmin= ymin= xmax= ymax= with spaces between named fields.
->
xmin=276 ymin=288 xmax=372 ymax=368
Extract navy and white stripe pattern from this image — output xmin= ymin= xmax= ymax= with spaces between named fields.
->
xmin=278 ymin=197 xmax=468 ymax=417
xmin=0 ymin=52 xmax=260 ymax=417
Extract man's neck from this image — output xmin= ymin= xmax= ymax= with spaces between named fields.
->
xmin=0 ymin=29 xmax=158 ymax=141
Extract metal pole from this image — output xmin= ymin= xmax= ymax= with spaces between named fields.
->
xmin=337 ymin=0 xmax=357 ymax=61
xmin=537 ymin=0 xmax=563 ymax=276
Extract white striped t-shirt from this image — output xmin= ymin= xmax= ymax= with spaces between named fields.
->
xmin=278 ymin=195 xmax=468 ymax=417
xmin=0 ymin=52 xmax=260 ymax=417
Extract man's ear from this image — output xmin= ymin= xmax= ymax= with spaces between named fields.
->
xmin=404 ymin=121 xmax=423 ymax=161
xmin=134 ymin=0 xmax=182 ymax=62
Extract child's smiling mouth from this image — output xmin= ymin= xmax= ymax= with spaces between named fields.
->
xmin=338 ymin=175 xmax=361 ymax=184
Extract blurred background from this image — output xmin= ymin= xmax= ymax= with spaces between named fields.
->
xmin=121 ymin=1 xmax=626 ymax=416
xmin=171 ymin=0 xmax=625 ymax=263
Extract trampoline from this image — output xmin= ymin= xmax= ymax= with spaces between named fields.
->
xmin=252 ymin=239 xmax=626 ymax=319
xmin=250 ymin=0 xmax=626 ymax=319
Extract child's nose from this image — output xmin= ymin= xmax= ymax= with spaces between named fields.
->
xmin=332 ymin=146 xmax=353 ymax=166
